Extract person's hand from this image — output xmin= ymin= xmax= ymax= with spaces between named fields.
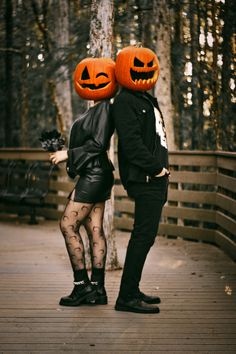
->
xmin=155 ymin=168 xmax=170 ymax=177
xmin=49 ymin=150 xmax=68 ymax=165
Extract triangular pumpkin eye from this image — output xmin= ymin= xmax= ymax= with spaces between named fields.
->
xmin=134 ymin=57 xmax=144 ymax=67
xmin=147 ymin=60 xmax=153 ymax=67
xmin=81 ymin=66 xmax=90 ymax=80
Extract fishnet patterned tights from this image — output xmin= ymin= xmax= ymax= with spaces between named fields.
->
xmin=60 ymin=195 xmax=106 ymax=271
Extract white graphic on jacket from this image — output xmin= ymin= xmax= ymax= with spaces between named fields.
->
xmin=154 ymin=107 xmax=168 ymax=149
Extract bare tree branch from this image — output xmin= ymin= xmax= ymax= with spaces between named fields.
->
xmin=0 ymin=47 xmax=22 ymax=54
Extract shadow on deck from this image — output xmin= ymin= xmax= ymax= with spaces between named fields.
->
xmin=0 ymin=219 xmax=235 ymax=353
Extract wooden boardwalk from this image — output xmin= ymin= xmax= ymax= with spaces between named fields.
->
xmin=0 ymin=219 xmax=235 ymax=354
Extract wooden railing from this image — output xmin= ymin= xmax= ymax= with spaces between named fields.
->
xmin=115 ymin=151 xmax=236 ymax=261
xmin=0 ymin=149 xmax=73 ymax=220
xmin=0 ymin=149 xmax=235 ymax=260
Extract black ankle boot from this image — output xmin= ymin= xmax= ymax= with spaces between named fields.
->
xmin=59 ymin=281 xmax=97 ymax=307
xmin=85 ymin=268 xmax=107 ymax=305
xmin=91 ymin=281 xmax=108 ymax=305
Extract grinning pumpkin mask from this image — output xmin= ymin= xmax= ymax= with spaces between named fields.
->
xmin=73 ymin=57 xmax=117 ymax=101
xmin=115 ymin=46 xmax=160 ymax=91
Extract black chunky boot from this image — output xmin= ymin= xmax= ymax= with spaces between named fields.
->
xmin=59 ymin=280 xmax=97 ymax=307
xmin=84 ymin=268 xmax=108 ymax=305
xmin=90 ymin=281 xmax=108 ymax=305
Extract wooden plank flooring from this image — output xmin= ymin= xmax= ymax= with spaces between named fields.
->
xmin=0 ymin=218 xmax=235 ymax=353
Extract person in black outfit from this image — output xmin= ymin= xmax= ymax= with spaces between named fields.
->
xmin=112 ymin=46 xmax=169 ymax=314
xmin=49 ymin=58 xmax=116 ymax=306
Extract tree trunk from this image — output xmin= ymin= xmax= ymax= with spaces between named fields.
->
xmin=89 ymin=0 xmax=114 ymax=57
xmin=87 ymin=0 xmax=119 ymax=270
xmin=4 ymin=0 xmax=13 ymax=147
xmin=211 ymin=0 xmax=221 ymax=150
xmin=196 ymin=2 xmax=204 ymax=150
xmin=154 ymin=0 xmax=176 ymax=151
xmin=20 ymin=2 xmax=30 ymax=147
xmin=48 ymin=0 xmax=72 ymax=135
xmin=135 ymin=0 xmax=154 ymax=48
xmin=220 ymin=0 xmax=234 ymax=150
xmin=171 ymin=0 xmax=184 ymax=149
xmin=190 ymin=0 xmax=200 ymax=150
xmin=20 ymin=55 xmax=29 ymax=147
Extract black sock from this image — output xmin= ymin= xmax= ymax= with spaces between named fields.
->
xmin=91 ymin=268 xmax=105 ymax=285
xmin=73 ymin=269 xmax=89 ymax=283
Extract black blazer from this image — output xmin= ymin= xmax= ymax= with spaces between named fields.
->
xmin=111 ymin=88 xmax=168 ymax=189
xmin=66 ymin=100 xmax=114 ymax=178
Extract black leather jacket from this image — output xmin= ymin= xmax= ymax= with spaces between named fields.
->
xmin=66 ymin=100 xmax=114 ymax=179
xmin=111 ymin=88 xmax=169 ymax=189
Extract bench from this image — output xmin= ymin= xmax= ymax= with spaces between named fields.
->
xmin=0 ymin=160 xmax=54 ymax=224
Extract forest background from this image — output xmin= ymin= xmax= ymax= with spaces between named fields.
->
xmin=0 ymin=0 xmax=235 ymax=152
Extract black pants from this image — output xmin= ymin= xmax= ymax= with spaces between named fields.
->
xmin=118 ymin=176 xmax=168 ymax=300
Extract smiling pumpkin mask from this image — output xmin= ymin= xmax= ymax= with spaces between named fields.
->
xmin=115 ymin=46 xmax=160 ymax=91
xmin=73 ymin=57 xmax=117 ymax=101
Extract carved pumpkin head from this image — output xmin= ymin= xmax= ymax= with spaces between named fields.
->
xmin=73 ymin=57 xmax=117 ymax=101
xmin=115 ymin=46 xmax=160 ymax=91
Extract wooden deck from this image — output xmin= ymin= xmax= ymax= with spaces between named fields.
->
xmin=0 ymin=218 xmax=236 ymax=354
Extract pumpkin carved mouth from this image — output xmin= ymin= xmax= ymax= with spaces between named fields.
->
xmin=80 ymin=82 xmax=110 ymax=90
xmin=130 ymin=69 xmax=156 ymax=83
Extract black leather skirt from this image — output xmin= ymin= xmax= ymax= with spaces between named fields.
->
xmin=68 ymin=167 xmax=114 ymax=203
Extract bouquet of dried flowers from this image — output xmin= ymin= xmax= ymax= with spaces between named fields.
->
xmin=39 ymin=129 xmax=65 ymax=152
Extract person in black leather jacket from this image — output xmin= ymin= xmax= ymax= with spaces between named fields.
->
xmin=49 ymin=58 xmax=116 ymax=307
xmin=112 ymin=46 xmax=170 ymax=314
xmin=114 ymin=88 xmax=169 ymax=189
